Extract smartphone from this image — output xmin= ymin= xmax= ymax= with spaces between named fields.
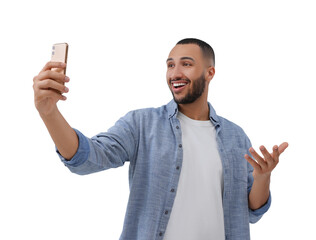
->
xmin=51 ymin=43 xmax=68 ymax=75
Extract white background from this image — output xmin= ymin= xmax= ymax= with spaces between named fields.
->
xmin=1 ymin=0 xmax=315 ymax=239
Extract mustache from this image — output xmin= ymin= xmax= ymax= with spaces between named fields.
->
xmin=169 ymin=79 xmax=191 ymax=84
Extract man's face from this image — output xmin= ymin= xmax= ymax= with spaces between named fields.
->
xmin=166 ymin=44 xmax=207 ymax=104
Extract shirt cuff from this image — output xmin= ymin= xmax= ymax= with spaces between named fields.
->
xmin=56 ymin=128 xmax=90 ymax=167
xmin=249 ymin=191 xmax=272 ymax=216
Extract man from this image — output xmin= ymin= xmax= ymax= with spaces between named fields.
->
xmin=33 ymin=38 xmax=288 ymax=240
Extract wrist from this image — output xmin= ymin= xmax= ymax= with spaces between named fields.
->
xmin=39 ymin=107 xmax=60 ymax=120
xmin=253 ymin=172 xmax=271 ymax=183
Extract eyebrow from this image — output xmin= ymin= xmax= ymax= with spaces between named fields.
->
xmin=166 ymin=57 xmax=195 ymax=63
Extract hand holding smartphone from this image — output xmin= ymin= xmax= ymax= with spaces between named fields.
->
xmin=51 ymin=43 xmax=68 ymax=75
xmin=33 ymin=43 xmax=78 ymax=161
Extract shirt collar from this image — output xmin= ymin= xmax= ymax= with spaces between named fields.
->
xmin=166 ymin=99 xmax=220 ymax=127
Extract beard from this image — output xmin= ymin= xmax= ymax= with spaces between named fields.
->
xmin=171 ymin=72 xmax=206 ymax=104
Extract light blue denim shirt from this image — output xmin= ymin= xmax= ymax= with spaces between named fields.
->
xmin=57 ymin=99 xmax=271 ymax=240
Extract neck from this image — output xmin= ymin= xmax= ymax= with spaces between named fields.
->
xmin=178 ymin=96 xmax=209 ymax=120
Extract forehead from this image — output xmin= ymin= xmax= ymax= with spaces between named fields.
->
xmin=168 ymin=44 xmax=203 ymax=61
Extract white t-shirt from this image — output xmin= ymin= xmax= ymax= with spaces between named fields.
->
xmin=163 ymin=111 xmax=225 ymax=240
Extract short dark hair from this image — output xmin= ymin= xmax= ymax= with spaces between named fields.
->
xmin=177 ymin=38 xmax=215 ymax=66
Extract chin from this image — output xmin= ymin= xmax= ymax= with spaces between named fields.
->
xmin=173 ymin=97 xmax=191 ymax=105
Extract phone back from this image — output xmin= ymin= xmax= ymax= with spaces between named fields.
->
xmin=51 ymin=43 xmax=68 ymax=75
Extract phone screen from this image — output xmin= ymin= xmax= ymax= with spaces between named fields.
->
xmin=51 ymin=43 xmax=68 ymax=75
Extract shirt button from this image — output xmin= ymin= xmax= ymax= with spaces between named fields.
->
xmin=171 ymin=188 xmax=175 ymax=192
xmin=165 ymin=210 xmax=168 ymax=214
xmin=176 ymin=125 xmax=179 ymax=129
xmin=176 ymin=166 xmax=180 ymax=170
xmin=179 ymin=144 xmax=182 ymax=148
xmin=159 ymin=232 xmax=163 ymax=236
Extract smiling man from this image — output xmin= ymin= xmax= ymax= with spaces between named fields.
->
xmin=166 ymin=41 xmax=214 ymax=120
xmin=33 ymin=38 xmax=288 ymax=240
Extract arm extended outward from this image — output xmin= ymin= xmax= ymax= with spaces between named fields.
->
xmin=33 ymin=61 xmax=78 ymax=160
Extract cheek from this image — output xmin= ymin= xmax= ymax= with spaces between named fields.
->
xmin=190 ymin=70 xmax=203 ymax=80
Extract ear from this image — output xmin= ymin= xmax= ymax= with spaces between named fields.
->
xmin=205 ymin=66 xmax=215 ymax=83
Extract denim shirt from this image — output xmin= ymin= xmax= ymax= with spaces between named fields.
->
xmin=57 ymin=99 xmax=271 ymax=240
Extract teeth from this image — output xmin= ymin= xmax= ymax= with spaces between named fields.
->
xmin=173 ymin=83 xmax=187 ymax=87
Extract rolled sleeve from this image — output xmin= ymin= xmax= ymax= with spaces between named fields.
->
xmin=249 ymin=191 xmax=272 ymax=223
xmin=56 ymin=128 xmax=90 ymax=167
xmin=55 ymin=111 xmax=138 ymax=175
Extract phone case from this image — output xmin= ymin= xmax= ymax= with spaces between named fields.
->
xmin=51 ymin=43 xmax=68 ymax=75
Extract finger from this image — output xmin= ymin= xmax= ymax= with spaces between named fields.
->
xmin=36 ymin=70 xmax=70 ymax=84
xmin=249 ymin=147 xmax=267 ymax=167
xmin=36 ymin=79 xmax=69 ymax=94
xmin=244 ymin=154 xmax=262 ymax=171
xmin=41 ymin=61 xmax=66 ymax=73
xmin=278 ymin=142 xmax=289 ymax=154
xmin=272 ymin=145 xmax=279 ymax=163
xmin=259 ymin=145 xmax=273 ymax=164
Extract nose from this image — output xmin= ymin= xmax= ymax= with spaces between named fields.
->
xmin=168 ymin=65 xmax=184 ymax=81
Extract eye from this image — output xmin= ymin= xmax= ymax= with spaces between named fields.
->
xmin=183 ymin=62 xmax=192 ymax=67
xmin=167 ymin=63 xmax=175 ymax=68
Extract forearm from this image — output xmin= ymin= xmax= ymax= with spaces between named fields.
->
xmin=248 ymin=174 xmax=271 ymax=210
xmin=40 ymin=108 xmax=78 ymax=160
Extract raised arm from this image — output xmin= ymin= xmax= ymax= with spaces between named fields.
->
xmin=33 ymin=61 xmax=78 ymax=160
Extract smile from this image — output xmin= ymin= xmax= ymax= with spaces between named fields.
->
xmin=173 ymin=82 xmax=187 ymax=88
xmin=171 ymin=81 xmax=188 ymax=93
